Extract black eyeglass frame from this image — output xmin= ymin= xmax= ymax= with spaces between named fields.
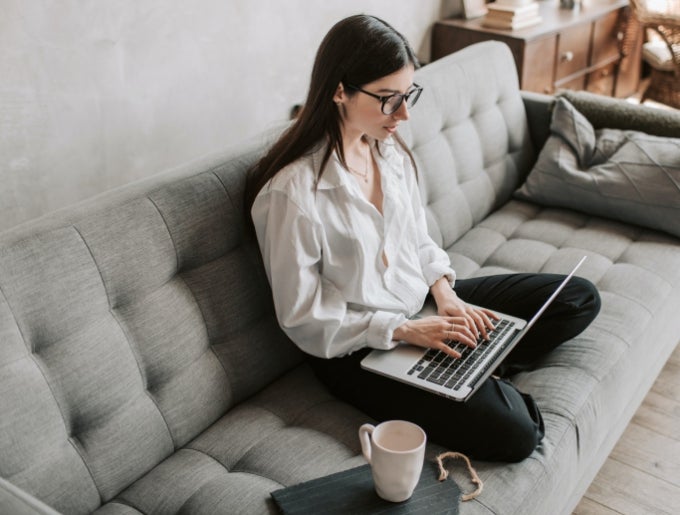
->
xmin=345 ymin=83 xmax=423 ymax=115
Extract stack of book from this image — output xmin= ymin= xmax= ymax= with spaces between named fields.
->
xmin=481 ymin=0 xmax=542 ymax=30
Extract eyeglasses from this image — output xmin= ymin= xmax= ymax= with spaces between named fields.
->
xmin=345 ymin=83 xmax=423 ymax=115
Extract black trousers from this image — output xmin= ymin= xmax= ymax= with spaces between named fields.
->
xmin=309 ymin=273 xmax=601 ymax=462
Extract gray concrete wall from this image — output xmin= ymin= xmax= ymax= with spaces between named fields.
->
xmin=0 ymin=0 xmax=461 ymax=232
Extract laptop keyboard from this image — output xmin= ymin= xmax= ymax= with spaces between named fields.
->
xmin=407 ymin=319 xmax=513 ymax=391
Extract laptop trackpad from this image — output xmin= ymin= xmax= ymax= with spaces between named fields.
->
xmin=361 ymin=343 xmax=422 ymax=372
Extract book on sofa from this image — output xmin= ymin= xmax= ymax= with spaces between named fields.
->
xmin=270 ymin=463 xmax=460 ymax=514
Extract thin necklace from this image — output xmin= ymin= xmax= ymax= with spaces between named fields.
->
xmin=347 ymin=143 xmax=370 ymax=183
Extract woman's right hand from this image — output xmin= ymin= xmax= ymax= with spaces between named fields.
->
xmin=392 ymin=316 xmax=478 ymax=359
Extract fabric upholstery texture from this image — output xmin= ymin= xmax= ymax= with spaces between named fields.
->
xmin=399 ymin=42 xmax=535 ymax=249
xmin=1 ymin=41 xmax=679 ymax=515
xmin=516 ymin=98 xmax=680 ymax=238
xmin=0 ymin=143 xmax=304 ymax=514
xmin=445 ymin=200 xmax=680 ymax=513
xmin=0 ymin=477 xmax=60 ymax=515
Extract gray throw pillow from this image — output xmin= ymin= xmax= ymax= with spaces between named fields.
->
xmin=515 ymin=98 xmax=680 ymax=238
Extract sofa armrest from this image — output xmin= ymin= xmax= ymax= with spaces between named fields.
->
xmin=521 ymin=88 xmax=680 ymax=153
xmin=521 ymin=90 xmax=554 ymax=153
xmin=0 ymin=477 xmax=61 ymax=515
xmin=558 ymin=90 xmax=680 ymax=138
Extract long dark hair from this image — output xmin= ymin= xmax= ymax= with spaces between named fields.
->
xmin=245 ymin=14 xmax=420 ymax=212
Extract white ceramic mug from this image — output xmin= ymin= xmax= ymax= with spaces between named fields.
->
xmin=358 ymin=420 xmax=426 ymax=502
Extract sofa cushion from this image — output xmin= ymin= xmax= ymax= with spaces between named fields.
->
xmin=94 ymin=365 xmax=368 ymax=514
xmin=642 ymin=40 xmax=676 ymax=72
xmin=515 ymin=98 xmax=680 ymax=239
xmin=442 ymin=199 xmax=680 ymax=514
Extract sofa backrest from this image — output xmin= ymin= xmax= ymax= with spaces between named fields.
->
xmin=402 ymin=41 xmax=535 ymax=250
xmin=0 ymin=141 xmax=302 ymax=513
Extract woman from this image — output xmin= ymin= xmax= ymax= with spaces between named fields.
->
xmin=247 ymin=14 xmax=600 ymax=462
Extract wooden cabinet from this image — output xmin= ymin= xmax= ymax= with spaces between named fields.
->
xmin=431 ymin=0 xmax=642 ymax=98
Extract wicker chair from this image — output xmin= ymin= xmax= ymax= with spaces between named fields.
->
xmin=629 ymin=0 xmax=680 ymax=109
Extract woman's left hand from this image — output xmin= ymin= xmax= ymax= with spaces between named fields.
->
xmin=430 ymin=278 xmax=499 ymax=341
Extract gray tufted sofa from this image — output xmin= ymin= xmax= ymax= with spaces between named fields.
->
xmin=1 ymin=41 xmax=679 ymax=515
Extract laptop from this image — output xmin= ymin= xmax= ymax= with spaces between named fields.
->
xmin=361 ymin=256 xmax=587 ymax=402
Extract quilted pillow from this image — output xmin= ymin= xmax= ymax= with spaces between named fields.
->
xmin=515 ymin=98 xmax=680 ymax=238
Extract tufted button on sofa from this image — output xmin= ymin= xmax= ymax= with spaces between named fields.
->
xmin=1 ymin=41 xmax=679 ymax=515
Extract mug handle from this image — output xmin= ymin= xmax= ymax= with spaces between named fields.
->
xmin=359 ymin=423 xmax=375 ymax=464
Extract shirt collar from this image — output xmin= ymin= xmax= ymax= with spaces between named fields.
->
xmin=313 ymin=137 xmax=404 ymax=190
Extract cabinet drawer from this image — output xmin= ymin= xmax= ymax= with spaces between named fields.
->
xmin=523 ymin=36 xmax=557 ymax=94
xmin=555 ymin=23 xmax=592 ymax=80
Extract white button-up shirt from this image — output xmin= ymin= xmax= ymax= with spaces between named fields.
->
xmin=251 ymin=138 xmax=455 ymax=358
